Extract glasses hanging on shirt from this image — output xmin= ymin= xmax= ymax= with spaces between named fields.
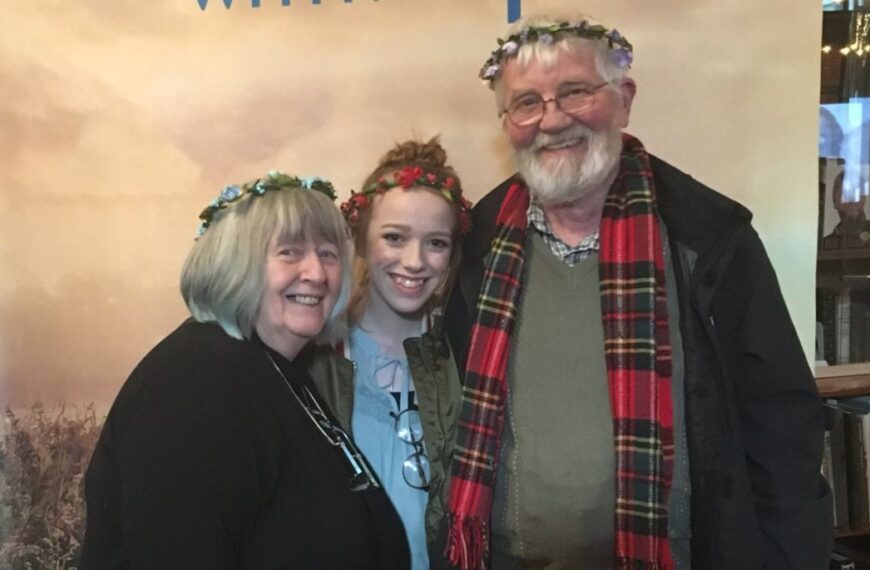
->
xmin=390 ymin=408 xmax=431 ymax=490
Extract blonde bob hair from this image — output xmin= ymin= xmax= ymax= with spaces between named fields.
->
xmin=181 ymin=181 xmax=352 ymax=343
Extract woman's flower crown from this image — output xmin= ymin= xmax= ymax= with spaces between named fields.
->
xmin=196 ymin=170 xmax=337 ymax=237
xmin=479 ymin=20 xmax=633 ymax=85
xmin=340 ymin=165 xmax=473 ymax=235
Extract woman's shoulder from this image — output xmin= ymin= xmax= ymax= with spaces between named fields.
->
xmin=111 ymin=320 xmax=266 ymax=420
xmin=135 ymin=320 xmax=256 ymax=379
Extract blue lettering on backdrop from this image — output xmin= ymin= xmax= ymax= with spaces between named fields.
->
xmin=196 ymin=0 xmax=522 ymax=22
xmin=507 ymin=0 xmax=520 ymax=22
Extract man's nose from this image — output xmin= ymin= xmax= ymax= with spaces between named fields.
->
xmin=538 ymin=98 xmax=575 ymax=133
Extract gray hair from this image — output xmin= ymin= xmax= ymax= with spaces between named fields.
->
xmin=493 ymin=12 xmax=631 ymax=111
xmin=180 ymin=184 xmax=352 ymax=343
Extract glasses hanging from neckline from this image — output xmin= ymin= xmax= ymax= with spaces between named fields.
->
xmin=390 ymin=408 xmax=431 ymax=491
xmin=265 ymin=351 xmax=380 ymax=493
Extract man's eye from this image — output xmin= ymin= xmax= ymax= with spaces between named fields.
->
xmin=512 ymin=96 xmax=541 ymax=111
xmin=560 ymin=86 xmax=592 ymax=100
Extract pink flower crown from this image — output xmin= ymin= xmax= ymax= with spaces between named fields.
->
xmin=340 ymin=165 xmax=473 ymax=235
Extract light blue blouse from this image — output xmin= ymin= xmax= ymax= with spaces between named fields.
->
xmin=350 ymin=326 xmax=429 ymax=570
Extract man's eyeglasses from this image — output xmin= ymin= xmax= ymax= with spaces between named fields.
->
xmin=390 ymin=408 xmax=431 ymax=490
xmin=501 ymin=81 xmax=611 ymax=127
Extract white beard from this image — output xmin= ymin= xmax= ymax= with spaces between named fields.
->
xmin=515 ymin=124 xmax=623 ymax=205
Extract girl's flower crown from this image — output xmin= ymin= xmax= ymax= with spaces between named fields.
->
xmin=479 ymin=20 xmax=633 ymax=85
xmin=196 ymin=170 xmax=337 ymax=237
xmin=340 ymin=165 xmax=473 ymax=235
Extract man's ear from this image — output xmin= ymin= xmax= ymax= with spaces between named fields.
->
xmin=615 ymin=78 xmax=637 ymax=129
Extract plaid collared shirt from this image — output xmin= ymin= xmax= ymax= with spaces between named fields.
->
xmin=526 ymin=199 xmax=599 ymax=266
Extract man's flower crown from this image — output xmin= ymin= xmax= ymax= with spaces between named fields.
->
xmin=196 ymin=170 xmax=337 ymax=237
xmin=479 ymin=20 xmax=633 ymax=85
xmin=340 ymin=165 xmax=473 ymax=235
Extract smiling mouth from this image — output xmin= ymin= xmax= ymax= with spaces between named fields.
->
xmin=540 ymin=137 xmax=584 ymax=152
xmin=391 ymin=275 xmax=426 ymax=290
xmin=285 ymin=294 xmax=323 ymax=306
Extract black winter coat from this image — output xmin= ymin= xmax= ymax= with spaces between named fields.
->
xmin=444 ymin=156 xmax=833 ymax=570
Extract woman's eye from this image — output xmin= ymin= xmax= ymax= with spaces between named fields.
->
xmin=383 ymin=232 xmax=403 ymax=243
xmin=277 ymin=246 xmax=302 ymax=257
xmin=318 ymin=246 xmax=339 ymax=260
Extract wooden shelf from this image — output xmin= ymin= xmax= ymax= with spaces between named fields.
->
xmin=837 ymin=526 xmax=870 ymax=538
xmin=819 ymin=248 xmax=870 ymax=261
xmin=816 ymin=363 xmax=870 ymax=397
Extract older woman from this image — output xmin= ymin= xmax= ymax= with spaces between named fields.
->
xmin=79 ymin=172 xmax=409 ymax=569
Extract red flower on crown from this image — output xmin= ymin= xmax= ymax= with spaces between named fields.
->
xmin=340 ymin=165 xmax=473 ymax=235
xmin=396 ymin=166 xmax=423 ymax=188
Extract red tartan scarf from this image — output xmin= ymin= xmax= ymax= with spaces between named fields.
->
xmin=445 ymin=135 xmax=675 ymax=570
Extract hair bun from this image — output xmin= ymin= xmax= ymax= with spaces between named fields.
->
xmin=378 ymin=136 xmax=448 ymax=171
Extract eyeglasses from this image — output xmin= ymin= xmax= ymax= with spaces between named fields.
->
xmin=501 ymin=81 xmax=611 ymax=127
xmin=390 ymin=408 xmax=431 ymax=490
xmin=266 ymin=351 xmax=380 ymax=492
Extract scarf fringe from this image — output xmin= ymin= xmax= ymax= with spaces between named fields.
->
xmin=444 ymin=513 xmax=489 ymax=570
xmin=616 ymin=556 xmax=674 ymax=570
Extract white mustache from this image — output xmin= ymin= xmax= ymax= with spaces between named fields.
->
xmin=531 ymin=125 xmax=593 ymax=151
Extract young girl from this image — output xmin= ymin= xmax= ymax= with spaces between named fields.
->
xmin=311 ymin=138 xmax=471 ymax=570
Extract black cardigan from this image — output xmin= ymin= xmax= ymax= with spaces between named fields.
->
xmin=80 ymin=320 xmax=409 ymax=569
xmin=445 ymin=156 xmax=833 ymax=570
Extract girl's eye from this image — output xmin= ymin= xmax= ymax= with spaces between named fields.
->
xmin=383 ymin=232 xmax=404 ymax=243
xmin=429 ymin=238 xmax=451 ymax=250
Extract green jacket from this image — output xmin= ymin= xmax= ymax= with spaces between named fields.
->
xmin=308 ymin=330 xmax=462 ymax=552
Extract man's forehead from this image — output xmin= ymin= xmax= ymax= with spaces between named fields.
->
xmin=501 ymin=50 xmax=601 ymax=90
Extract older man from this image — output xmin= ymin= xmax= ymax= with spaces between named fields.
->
xmin=443 ymin=12 xmax=832 ymax=570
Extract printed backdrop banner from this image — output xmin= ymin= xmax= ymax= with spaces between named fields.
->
xmin=1 ymin=0 xmax=820 ymax=410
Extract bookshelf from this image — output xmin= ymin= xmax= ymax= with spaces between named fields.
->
xmin=819 ymin=6 xmax=870 ymax=567
xmin=818 ymin=363 xmax=870 ymax=398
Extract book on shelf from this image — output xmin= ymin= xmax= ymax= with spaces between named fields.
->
xmin=845 ymin=412 xmax=870 ymax=528
xmin=818 ymin=288 xmax=870 ymax=366
xmin=830 ymin=550 xmax=856 ymax=570
xmin=825 ymin=399 xmax=870 ymax=533
xmin=826 ymin=403 xmax=852 ymax=530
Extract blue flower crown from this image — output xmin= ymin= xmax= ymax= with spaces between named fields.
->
xmin=196 ymin=170 xmax=337 ymax=237
xmin=479 ymin=20 xmax=633 ymax=85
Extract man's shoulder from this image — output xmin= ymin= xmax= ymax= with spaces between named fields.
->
xmin=650 ymin=154 xmax=753 ymax=253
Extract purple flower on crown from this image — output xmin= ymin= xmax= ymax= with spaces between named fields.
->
xmin=220 ymin=184 xmax=242 ymax=202
xmin=501 ymin=40 xmax=519 ymax=56
xmin=611 ymin=49 xmax=633 ymax=69
xmin=608 ymin=29 xmax=624 ymax=43
xmin=539 ymin=33 xmax=554 ymax=45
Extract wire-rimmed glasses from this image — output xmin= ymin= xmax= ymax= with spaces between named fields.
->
xmin=265 ymin=350 xmax=380 ymax=493
xmin=390 ymin=408 xmax=431 ymax=490
xmin=501 ymin=81 xmax=611 ymax=127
